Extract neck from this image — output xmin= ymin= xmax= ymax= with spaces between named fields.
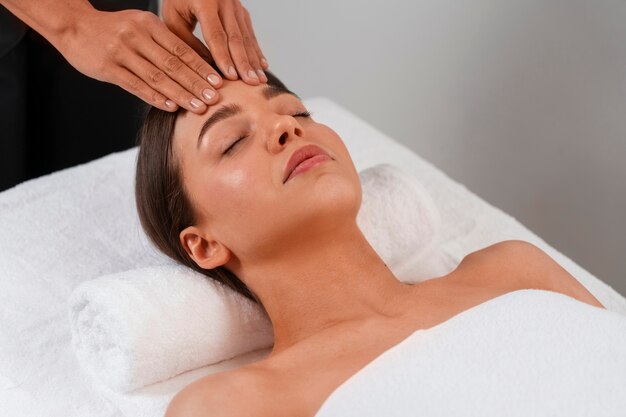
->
xmin=229 ymin=221 xmax=417 ymax=356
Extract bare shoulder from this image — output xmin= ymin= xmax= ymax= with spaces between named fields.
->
xmin=163 ymin=372 xmax=239 ymax=417
xmin=164 ymin=368 xmax=271 ymax=417
xmin=456 ymin=240 xmax=606 ymax=309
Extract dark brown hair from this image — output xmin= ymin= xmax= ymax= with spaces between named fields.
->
xmin=134 ymin=66 xmax=294 ymax=308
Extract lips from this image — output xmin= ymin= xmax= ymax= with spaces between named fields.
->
xmin=283 ymin=144 xmax=331 ymax=183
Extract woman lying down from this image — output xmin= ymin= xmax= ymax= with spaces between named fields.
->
xmin=134 ymin=68 xmax=626 ymax=416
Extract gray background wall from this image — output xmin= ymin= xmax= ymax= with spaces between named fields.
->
xmin=164 ymin=0 xmax=626 ymax=297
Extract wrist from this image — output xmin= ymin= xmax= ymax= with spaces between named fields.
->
xmin=46 ymin=3 xmax=99 ymax=50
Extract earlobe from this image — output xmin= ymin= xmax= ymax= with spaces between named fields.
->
xmin=179 ymin=226 xmax=229 ymax=270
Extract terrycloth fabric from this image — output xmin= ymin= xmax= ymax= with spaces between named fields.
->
xmin=315 ymin=289 xmax=626 ymax=417
xmin=1 ymin=97 xmax=625 ymax=417
xmin=68 ymin=163 xmax=442 ymax=393
xmin=357 ymin=163 xmax=443 ymax=282
xmin=68 ymin=265 xmax=274 ymax=394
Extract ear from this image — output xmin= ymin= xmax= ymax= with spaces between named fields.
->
xmin=179 ymin=225 xmax=230 ymax=270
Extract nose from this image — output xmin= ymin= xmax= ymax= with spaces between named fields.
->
xmin=267 ymin=114 xmax=304 ymax=152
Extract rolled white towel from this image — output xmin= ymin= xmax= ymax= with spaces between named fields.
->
xmin=69 ymin=264 xmax=272 ymax=393
xmin=68 ymin=163 xmax=443 ymax=393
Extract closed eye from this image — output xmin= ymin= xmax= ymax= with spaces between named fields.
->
xmin=292 ymin=110 xmax=312 ymax=118
xmin=221 ymin=110 xmax=313 ymax=155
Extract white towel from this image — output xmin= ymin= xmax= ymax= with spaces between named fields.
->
xmin=357 ymin=163 xmax=443 ymax=282
xmin=68 ymin=163 xmax=442 ymax=393
xmin=314 ymin=289 xmax=626 ymax=417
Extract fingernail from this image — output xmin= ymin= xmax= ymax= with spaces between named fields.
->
xmin=207 ymin=74 xmax=220 ymax=86
xmin=247 ymin=69 xmax=259 ymax=81
xmin=257 ymin=69 xmax=267 ymax=82
xmin=165 ymin=99 xmax=176 ymax=108
xmin=261 ymin=58 xmax=268 ymax=67
xmin=202 ymin=89 xmax=215 ymax=101
xmin=228 ymin=66 xmax=237 ymax=78
xmin=190 ymin=98 xmax=204 ymax=109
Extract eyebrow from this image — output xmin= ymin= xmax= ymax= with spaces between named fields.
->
xmin=196 ymin=85 xmax=301 ymax=149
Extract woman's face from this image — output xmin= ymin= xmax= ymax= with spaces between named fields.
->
xmin=172 ymin=79 xmax=362 ymax=267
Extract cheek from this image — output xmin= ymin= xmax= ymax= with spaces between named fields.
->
xmin=208 ymin=165 xmax=270 ymax=242
xmin=210 ymin=165 xmax=261 ymax=215
xmin=219 ymin=167 xmax=248 ymax=188
xmin=317 ymin=124 xmax=355 ymax=168
xmin=212 ymin=167 xmax=252 ymax=207
xmin=317 ymin=124 xmax=348 ymax=154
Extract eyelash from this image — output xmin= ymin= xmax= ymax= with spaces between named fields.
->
xmin=221 ymin=110 xmax=313 ymax=155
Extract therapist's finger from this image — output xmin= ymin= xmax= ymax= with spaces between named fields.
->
xmin=140 ymin=41 xmax=220 ymax=106
xmin=235 ymin=5 xmax=266 ymax=82
xmin=218 ymin=2 xmax=260 ymax=85
xmin=198 ymin=14 xmax=238 ymax=80
xmin=124 ymin=54 xmax=207 ymax=113
xmin=149 ymin=16 xmax=223 ymax=89
xmin=114 ymin=67 xmax=179 ymax=112
xmin=163 ymin=9 xmax=214 ymax=66
xmin=242 ymin=6 xmax=269 ymax=70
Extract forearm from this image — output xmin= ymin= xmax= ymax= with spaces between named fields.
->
xmin=0 ymin=0 xmax=96 ymax=46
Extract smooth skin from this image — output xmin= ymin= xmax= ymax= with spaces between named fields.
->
xmin=0 ymin=0 xmax=268 ymax=113
xmin=163 ymin=78 xmax=606 ymax=417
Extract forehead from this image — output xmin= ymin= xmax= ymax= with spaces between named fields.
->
xmin=173 ymin=80 xmax=301 ymax=149
xmin=176 ymin=81 xmax=299 ymax=133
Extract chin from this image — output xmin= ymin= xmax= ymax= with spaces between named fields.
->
xmin=303 ymin=171 xmax=362 ymax=222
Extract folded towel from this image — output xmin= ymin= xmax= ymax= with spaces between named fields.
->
xmin=315 ymin=289 xmax=626 ymax=417
xmin=68 ymin=163 xmax=442 ymax=393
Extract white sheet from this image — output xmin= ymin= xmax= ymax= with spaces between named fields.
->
xmin=315 ymin=289 xmax=626 ymax=417
xmin=1 ymin=97 xmax=625 ymax=417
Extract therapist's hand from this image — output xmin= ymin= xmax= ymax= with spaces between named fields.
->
xmin=162 ymin=0 xmax=269 ymax=85
xmin=57 ymin=8 xmax=225 ymax=113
